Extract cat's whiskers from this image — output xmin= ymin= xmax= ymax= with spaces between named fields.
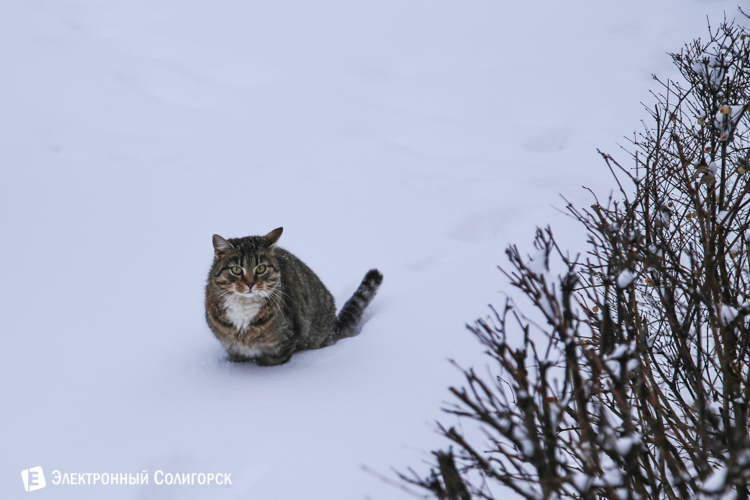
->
xmin=265 ymin=283 xmax=290 ymax=302
xmin=259 ymin=288 xmax=284 ymax=312
xmin=207 ymin=287 xmax=233 ymax=308
xmin=270 ymin=287 xmax=288 ymax=307
xmin=228 ymin=291 xmax=245 ymax=308
xmin=206 ymin=287 xmax=229 ymax=299
xmin=254 ymin=289 xmax=271 ymax=305
xmin=225 ymin=290 xmax=248 ymax=312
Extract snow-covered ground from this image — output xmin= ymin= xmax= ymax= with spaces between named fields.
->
xmin=0 ymin=1 xmax=738 ymax=498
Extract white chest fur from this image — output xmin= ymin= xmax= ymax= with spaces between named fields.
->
xmin=223 ymin=293 xmax=263 ymax=331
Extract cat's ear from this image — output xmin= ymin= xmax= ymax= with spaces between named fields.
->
xmin=264 ymin=227 xmax=283 ymax=248
xmin=212 ymin=234 xmax=234 ymax=257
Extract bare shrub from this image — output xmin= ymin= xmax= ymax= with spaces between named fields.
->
xmin=401 ymin=18 xmax=750 ymax=500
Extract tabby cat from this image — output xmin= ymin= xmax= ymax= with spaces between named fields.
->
xmin=205 ymin=227 xmax=383 ymax=366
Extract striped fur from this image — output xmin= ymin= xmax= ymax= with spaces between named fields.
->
xmin=330 ymin=269 xmax=383 ymax=344
xmin=204 ymin=228 xmax=382 ymax=366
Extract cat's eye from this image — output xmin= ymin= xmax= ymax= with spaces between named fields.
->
xmin=256 ymin=264 xmax=267 ymax=274
xmin=230 ymin=266 xmax=243 ymax=275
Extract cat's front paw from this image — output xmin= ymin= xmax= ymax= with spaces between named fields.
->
xmin=253 ymin=352 xmax=293 ymax=366
xmin=227 ymin=353 xmax=253 ymax=363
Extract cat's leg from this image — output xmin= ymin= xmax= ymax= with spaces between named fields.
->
xmin=253 ymin=337 xmax=296 ymax=366
xmin=227 ymin=352 xmax=253 ymax=363
xmin=253 ymin=351 xmax=294 ymax=366
xmin=227 ymin=346 xmax=290 ymax=365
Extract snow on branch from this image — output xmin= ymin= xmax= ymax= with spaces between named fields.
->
xmin=400 ymin=17 xmax=750 ymax=500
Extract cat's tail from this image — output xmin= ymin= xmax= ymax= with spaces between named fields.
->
xmin=330 ymin=269 xmax=383 ymax=343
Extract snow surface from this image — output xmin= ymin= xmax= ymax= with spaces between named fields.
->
xmin=0 ymin=0 xmax=739 ymax=499
xmin=617 ymin=269 xmax=635 ymax=288
xmin=719 ymin=303 xmax=739 ymax=326
xmin=703 ymin=464 xmax=728 ymax=493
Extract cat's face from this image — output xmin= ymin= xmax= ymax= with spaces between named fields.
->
xmin=208 ymin=228 xmax=283 ymax=298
